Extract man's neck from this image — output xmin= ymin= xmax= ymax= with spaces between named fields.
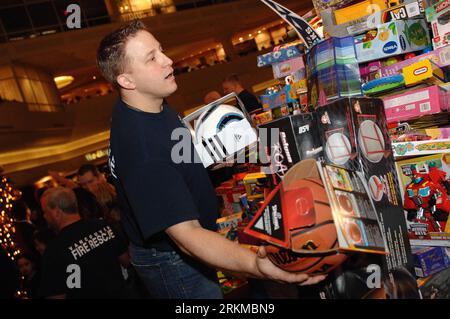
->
xmin=235 ymin=87 xmax=245 ymax=95
xmin=58 ymin=215 xmax=81 ymax=232
xmin=121 ymin=92 xmax=163 ymax=113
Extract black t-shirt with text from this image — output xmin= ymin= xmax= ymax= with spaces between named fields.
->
xmin=109 ymin=99 xmax=219 ymax=250
xmin=39 ymin=219 xmax=127 ymax=299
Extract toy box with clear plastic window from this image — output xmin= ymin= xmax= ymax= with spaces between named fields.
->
xmin=182 ymin=93 xmax=257 ymax=168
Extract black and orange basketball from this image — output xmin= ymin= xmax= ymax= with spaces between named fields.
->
xmin=264 ymin=160 xmax=347 ymax=275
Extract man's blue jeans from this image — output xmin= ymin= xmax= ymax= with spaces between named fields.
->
xmin=130 ymin=244 xmax=223 ymax=299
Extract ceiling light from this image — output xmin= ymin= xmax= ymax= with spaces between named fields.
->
xmin=53 ymin=75 xmax=74 ymax=89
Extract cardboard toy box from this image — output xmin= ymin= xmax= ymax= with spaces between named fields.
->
xmin=395 ymin=153 xmax=450 ymax=194
xmin=306 ymin=36 xmax=362 ymax=108
xmin=272 ymin=56 xmax=305 ymax=79
xmin=216 ymin=183 xmax=246 ymax=215
xmin=426 ymin=0 xmax=450 ymax=49
xmin=418 ymin=266 xmax=450 ymax=298
xmin=216 ymin=212 xmax=243 ymax=231
xmin=257 ymin=45 xmax=302 ymax=68
xmin=254 ymin=110 xmax=273 ymax=126
xmin=320 ymin=0 xmax=426 ymax=37
xmin=243 ymin=172 xmax=268 ymax=200
xmin=258 ymin=113 xmax=322 ymax=185
xmin=260 ymin=85 xmax=299 ymax=110
xmin=382 ymin=85 xmax=449 ymax=123
xmin=316 ymin=97 xmax=412 ymax=272
xmin=412 ymin=246 xmax=450 ymax=277
xmin=354 ymin=19 xmax=430 ymax=63
xmin=182 ymin=93 xmax=258 ymax=168
xmin=395 ymin=153 xmax=450 ymax=241
xmin=244 ymin=159 xmax=387 ymax=265
xmin=380 ymin=45 xmax=450 ymax=78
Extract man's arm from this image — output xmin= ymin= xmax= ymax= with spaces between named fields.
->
xmin=166 ymin=220 xmax=325 ymax=285
xmin=118 ymin=251 xmax=131 ymax=268
xmin=48 ymin=171 xmax=78 ymax=189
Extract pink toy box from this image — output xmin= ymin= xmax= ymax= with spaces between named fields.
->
xmin=382 ymin=85 xmax=449 ymax=123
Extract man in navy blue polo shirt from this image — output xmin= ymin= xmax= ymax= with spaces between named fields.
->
xmin=97 ymin=20 xmax=325 ymax=299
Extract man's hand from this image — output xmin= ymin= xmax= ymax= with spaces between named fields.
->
xmin=255 ymin=246 xmax=326 ymax=286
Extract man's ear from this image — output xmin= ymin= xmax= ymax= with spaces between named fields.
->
xmin=117 ymin=73 xmax=136 ymax=90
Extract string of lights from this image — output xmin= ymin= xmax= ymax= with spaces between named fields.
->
xmin=0 ymin=175 xmax=21 ymax=262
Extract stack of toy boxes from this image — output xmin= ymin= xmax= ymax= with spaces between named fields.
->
xmin=314 ymin=0 xmax=427 ymax=38
xmin=306 ymin=36 xmax=362 ymax=108
xmin=257 ymin=44 xmax=307 ymax=113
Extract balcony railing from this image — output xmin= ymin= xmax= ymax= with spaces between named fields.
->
xmin=0 ymin=0 xmax=238 ymax=43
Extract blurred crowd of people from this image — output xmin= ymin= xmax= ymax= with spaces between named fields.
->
xmin=1 ymin=164 xmax=147 ymax=299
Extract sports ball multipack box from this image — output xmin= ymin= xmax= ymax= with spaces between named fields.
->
xmin=382 ymin=85 xmax=449 ymax=123
xmin=316 ymin=97 xmax=413 ymax=272
xmin=243 ymin=159 xmax=386 ymax=275
xmin=257 ymin=113 xmax=323 ymax=185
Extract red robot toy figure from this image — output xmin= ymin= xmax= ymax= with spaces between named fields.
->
xmin=404 ymin=165 xmax=450 ymax=232
xmin=428 ymin=161 xmax=450 ymax=194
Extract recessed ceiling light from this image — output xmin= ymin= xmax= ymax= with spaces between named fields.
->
xmin=53 ymin=76 xmax=74 ymax=89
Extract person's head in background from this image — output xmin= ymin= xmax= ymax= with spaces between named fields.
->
xmin=77 ymin=164 xmax=105 ymax=193
xmin=16 ymin=253 xmax=37 ymax=280
xmin=383 ymin=266 xmax=421 ymax=299
xmin=73 ymin=187 xmax=104 ymax=220
xmin=222 ymin=74 xmax=245 ymax=95
xmin=40 ymin=187 xmax=80 ymax=233
xmin=203 ymin=91 xmax=221 ymax=104
xmin=11 ymin=200 xmax=31 ymax=222
xmin=32 ymin=229 xmax=56 ymax=255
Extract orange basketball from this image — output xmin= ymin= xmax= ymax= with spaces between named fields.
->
xmin=266 ymin=178 xmax=347 ymax=275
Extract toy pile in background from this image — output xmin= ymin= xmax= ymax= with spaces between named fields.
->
xmin=309 ymin=0 xmax=450 ymax=293
xmin=195 ymin=0 xmax=450 ymax=297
